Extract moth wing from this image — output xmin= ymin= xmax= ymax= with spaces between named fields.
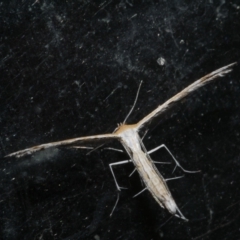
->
xmin=5 ymin=133 xmax=119 ymax=158
xmin=136 ymin=62 xmax=237 ymax=130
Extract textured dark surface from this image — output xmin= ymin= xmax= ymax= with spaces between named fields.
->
xmin=1 ymin=1 xmax=240 ymax=239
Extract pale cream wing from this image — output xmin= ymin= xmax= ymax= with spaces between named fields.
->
xmin=5 ymin=133 xmax=119 ymax=158
xmin=136 ymin=62 xmax=237 ymax=130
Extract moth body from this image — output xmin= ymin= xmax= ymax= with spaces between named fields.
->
xmin=116 ymin=124 xmax=187 ymax=220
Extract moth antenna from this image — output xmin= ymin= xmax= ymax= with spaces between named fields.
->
xmin=123 ymin=80 xmax=143 ymax=124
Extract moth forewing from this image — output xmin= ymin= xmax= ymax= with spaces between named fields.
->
xmin=136 ymin=62 xmax=237 ymax=130
xmin=5 ymin=133 xmax=120 ymax=158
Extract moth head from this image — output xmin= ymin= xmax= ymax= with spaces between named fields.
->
xmin=113 ymin=123 xmax=123 ymax=133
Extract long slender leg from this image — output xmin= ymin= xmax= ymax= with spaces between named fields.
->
xmin=110 ymin=193 xmax=120 ymax=217
xmin=103 ymin=147 xmax=124 ymax=153
xmin=133 ymin=188 xmax=147 ymax=198
xmin=72 ymin=146 xmax=128 ymax=190
xmin=129 ymin=168 xmax=137 ymax=177
xmin=70 ymin=146 xmax=124 ymax=153
xmin=165 ymin=175 xmax=184 ymax=182
xmin=109 ymin=160 xmax=132 ymax=191
xmin=148 ymin=144 xmax=200 ymax=174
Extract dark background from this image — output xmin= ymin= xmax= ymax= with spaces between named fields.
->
xmin=1 ymin=1 xmax=240 ymax=239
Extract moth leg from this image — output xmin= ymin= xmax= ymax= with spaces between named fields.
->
xmin=110 ymin=193 xmax=119 ymax=217
xmin=103 ymin=147 xmax=124 ymax=153
xmin=70 ymin=146 xmax=124 ymax=153
xmin=109 ymin=160 xmax=132 ymax=191
xmin=129 ymin=168 xmax=137 ymax=177
xmin=149 ymin=144 xmax=200 ymax=174
xmin=72 ymin=146 xmax=128 ymax=190
xmin=165 ymin=175 xmax=184 ymax=182
xmin=70 ymin=146 xmax=94 ymax=150
xmin=133 ymin=187 xmax=147 ymax=198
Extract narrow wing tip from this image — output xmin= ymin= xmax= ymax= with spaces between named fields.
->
xmin=223 ymin=61 xmax=237 ymax=71
xmin=5 ymin=146 xmax=44 ymax=158
xmin=211 ymin=62 xmax=237 ymax=75
xmin=229 ymin=61 xmax=238 ymax=67
xmin=5 ymin=150 xmax=30 ymax=158
xmin=221 ymin=62 xmax=237 ymax=70
xmin=199 ymin=61 xmax=237 ymax=84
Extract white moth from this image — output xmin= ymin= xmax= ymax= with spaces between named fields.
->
xmin=6 ymin=62 xmax=236 ymax=221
